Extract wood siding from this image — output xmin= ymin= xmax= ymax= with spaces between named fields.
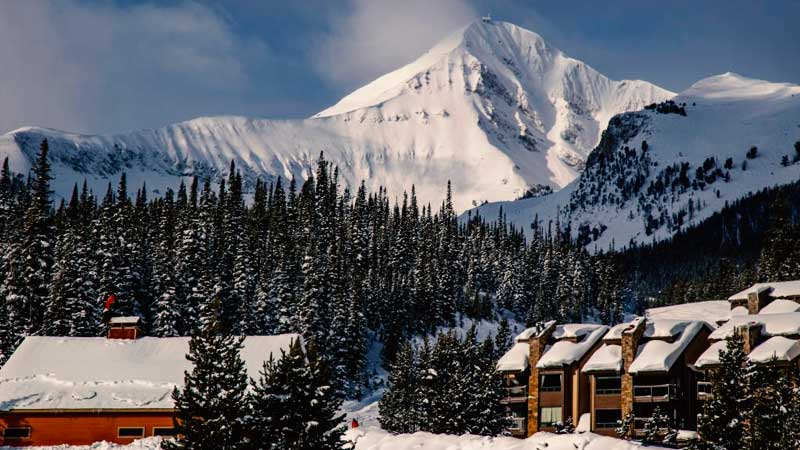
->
xmin=0 ymin=411 xmax=173 ymax=446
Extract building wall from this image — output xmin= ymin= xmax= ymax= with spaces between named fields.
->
xmin=0 ymin=411 xmax=174 ymax=446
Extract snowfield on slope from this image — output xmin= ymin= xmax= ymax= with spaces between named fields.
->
xmin=471 ymin=72 xmax=800 ymax=248
xmin=0 ymin=20 xmax=671 ymax=211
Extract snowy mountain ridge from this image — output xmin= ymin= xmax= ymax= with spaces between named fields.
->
xmin=0 ymin=20 xmax=672 ymax=210
xmin=471 ymin=72 xmax=800 ymax=248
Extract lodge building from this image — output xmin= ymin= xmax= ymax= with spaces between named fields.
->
xmin=0 ymin=317 xmax=301 ymax=446
xmin=498 ymin=280 xmax=800 ymax=439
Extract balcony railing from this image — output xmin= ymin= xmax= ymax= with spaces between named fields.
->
xmin=507 ymin=417 xmax=526 ymax=431
xmin=633 ymin=384 xmax=677 ymax=402
xmin=500 ymin=386 xmax=528 ymax=403
xmin=595 ymin=387 xmax=622 ymax=395
xmin=632 ymin=417 xmax=672 ymax=437
xmin=697 ymin=381 xmax=713 ymax=400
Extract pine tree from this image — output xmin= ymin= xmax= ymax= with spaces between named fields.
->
xmin=378 ymin=342 xmax=419 ymax=433
xmin=151 ymin=189 xmax=181 ymax=337
xmin=1 ymin=139 xmax=55 ymax=343
xmin=165 ymin=298 xmax=249 ymax=450
xmin=493 ymin=317 xmax=513 ymax=360
xmin=695 ymin=333 xmax=747 ymax=449
xmin=246 ymin=341 xmax=300 ymax=450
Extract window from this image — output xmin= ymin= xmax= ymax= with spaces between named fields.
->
xmin=2 ymin=427 xmax=31 ymax=439
xmin=153 ymin=427 xmax=176 ymax=437
xmin=595 ymin=409 xmax=622 ymax=428
xmin=118 ymin=427 xmax=145 ymax=438
xmin=540 ymin=407 xmax=562 ymax=427
xmin=540 ymin=373 xmax=562 ymax=392
xmin=595 ymin=376 xmax=622 ymax=394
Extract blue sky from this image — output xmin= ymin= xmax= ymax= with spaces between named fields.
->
xmin=1 ymin=0 xmax=798 ymax=134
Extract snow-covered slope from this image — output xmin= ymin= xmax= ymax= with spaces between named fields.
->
xmin=0 ymin=20 xmax=671 ymax=210
xmin=471 ymin=73 xmax=800 ymax=247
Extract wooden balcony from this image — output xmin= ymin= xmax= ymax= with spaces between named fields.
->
xmin=506 ymin=417 xmax=526 ymax=432
xmin=632 ymin=417 xmax=672 ymax=437
xmin=500 ymin=386 xmax=528 ymax=404
xmin=697 ymin=381 xmax=713 ymax=400
xmin=633 ymin=384 xmax=677 ymax=402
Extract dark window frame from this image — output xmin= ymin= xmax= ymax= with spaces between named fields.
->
xmin=540 ymin=373 xmax=562 ymax=392
xmin=118 ymin=427 xmax=145 ymax=438
xmin=2 ymin=427 xmax=31 ymax=439
xmin=595 ymin=375 xmax=622 ymax=394
xmin=595 ymin=409 xmax=622 ymax=428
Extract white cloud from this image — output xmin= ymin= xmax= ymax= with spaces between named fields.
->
xmin=311 ymin=0 xmax=476 ymax=91
xmin=0 ymin=1 xmax=269 ymax=134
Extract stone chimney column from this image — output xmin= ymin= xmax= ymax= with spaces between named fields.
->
xmin=527 ymin=322 xmax=556 ymax=436
xmin=747 ymin=288 xmax=770 ymax=314
xmin=620 ymin=318 xmax=646 ymax=435
xmin=735 ymin=322 xmax=762 ymax=354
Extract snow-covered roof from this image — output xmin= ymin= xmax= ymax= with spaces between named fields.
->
xmin=0 ymin=334 xmax=301 ymax=411
xmin=536 ymin=324 xmax=608 ymax=369
xmin=515 ymin=320 xmax=557 ymax=342
xmin=708 ymin=313 xmax=800 ymax=341
xmin=731 ymin=306 xmax=749 ymax=317
xmin=496 ymin=342 xmax=530 ymax=372
xmin=551 ymin=324 xmax=602 ymax=340
xmin=645 ymin=301 xmax=731 ymax=327
xmin=694 ymin=341 xmax=727 ymax=369
xmin=109 ymin=316 xmax=141 ymax=325
xmin=643 ymin=319 xmax=694 ymax=339
xmin=759 ymin=299 xmax=800 ymax=315
xmin=582 ymin=344 xmax=622 ymax=373
xmin=729 ymin=281 xmax=800 ymax=301
xmin=602 ymin=322 xmax=631 ymax=342
xmin=696 ymin=336 xmax=800 ymax=367
xmin=748 ymin=337 xmax=800 ymax=364
xmin=628 ymin=321 xmax=708 ymax=374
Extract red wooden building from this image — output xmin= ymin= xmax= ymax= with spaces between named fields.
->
xmin=0 ymin=318 xmax=301 ymax=446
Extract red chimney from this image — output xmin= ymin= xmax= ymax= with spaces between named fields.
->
xmin=107 ymin=316 xmax=142 ymax=340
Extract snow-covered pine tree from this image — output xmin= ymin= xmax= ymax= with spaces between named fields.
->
xmin=742 ymin=358 xmax=799 ymax=450
xmin=378 ymin=342 xmax=419 ymax=433
xmin=45 ymin=187 xmax=100 ymax=336
xmin=1 ymin=139 xmax=55 ymax=342
xmin=493 ymin=317 xmax=513 ymax=360
xmin=463 ymin=331 xmax=507 ymax=436
xmin=292 ymin=339 xmax=346 ymax=449
xmin=165 ymin=297 xmax=248 ymax=450
xmin=151 ymin=189 xmax=182 ymax=337
xmin=695 ymin=332 xmax=747 ymax=449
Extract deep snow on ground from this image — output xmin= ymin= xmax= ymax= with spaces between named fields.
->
xmin=0 ymin=437 xmax=164 ymax=450
xmin=345 ymin=427 xmax=669 ymax=450
xmin=0 ymin=430 xmax=669 ymax=450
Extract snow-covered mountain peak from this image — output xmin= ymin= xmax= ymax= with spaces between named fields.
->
xmin=680 ymin=72 xmax=800 ymax=103
xmin=0 ymin=19 xmax=672 ymax=211
xmin=471 ymin=70 xmax=800 ymax=249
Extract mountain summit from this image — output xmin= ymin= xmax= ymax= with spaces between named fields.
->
xmin=0 ymin=20 xmax=672 ymax=210
xmin=471 ymin=72 xmax=800 ymax=247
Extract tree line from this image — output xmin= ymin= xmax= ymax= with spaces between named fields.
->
xmin=0 ymin=139 xmax=625 ymax=399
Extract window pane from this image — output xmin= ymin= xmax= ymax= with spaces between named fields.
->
xmin=540 ymin=374 xmax=561 ymax=391
xmin=153 ymin=428 xmax=176 ymax=436
xmin=540 ymin=406 xmax=562 ymax=425
xmin=596 ymin=376 xmax=621 ymax=393
xmin=3 ymin=428 xmax=30 ymax=439
xmin=595 ymin=409 xmax=622 ymax=428
xmin=118 ymin=427 xmax=145 ymax=438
